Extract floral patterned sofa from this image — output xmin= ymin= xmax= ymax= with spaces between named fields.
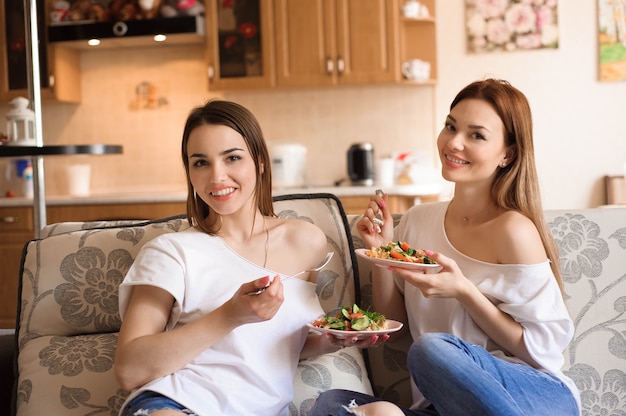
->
xmin=2 ymin=194 xmax=625 ymax=415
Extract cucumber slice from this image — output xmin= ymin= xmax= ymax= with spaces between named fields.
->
xmin=328 ymin=321 xmax=346 ymax=330
xmin=351 ymin=316 xmax=370 ymax=331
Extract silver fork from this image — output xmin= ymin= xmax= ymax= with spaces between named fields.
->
xmin=373 ymin=189 xmax=385 ymax=229
xmin=247 ymin=252 xmax=334 ymax=296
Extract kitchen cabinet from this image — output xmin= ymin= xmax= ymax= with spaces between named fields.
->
xmin=0 ymin=206 xmax=33 ymax=328
xmin=399 ymin=0 xmax=437 ymax=84
xmin=0 ymin=0 xmax=81 ymax=102
xmin=205 ymin=0 xmax=276 ymax=90
xmin=206 ymin=0 xmax=437 ymax=90
xmin=273 ymin=0 xmax=398 ymax=87
xmin=0 ymin=201 xmax=186 ymax=328
xmin=46 ymin=201 xmax=186 ymax=223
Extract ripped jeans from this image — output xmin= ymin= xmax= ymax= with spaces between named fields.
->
xmin=310 ymin=333 xmax=579 ymax=416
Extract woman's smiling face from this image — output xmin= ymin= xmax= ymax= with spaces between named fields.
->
xmin=187 ymin=123 xmax=258 ymax=216
xmin=437 ymin=98 xmax=511 ymax=186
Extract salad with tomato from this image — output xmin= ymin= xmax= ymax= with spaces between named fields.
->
xmin=311 ymin=304 xmax=387 ymax=331
xmin=366 ymin=241 xmax=436 ymax=264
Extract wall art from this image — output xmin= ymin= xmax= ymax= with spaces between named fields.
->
xmin=465 ymin=0 xmax=559 ymax=53
xmin=598 ymin=0 xmax=626 ymax=81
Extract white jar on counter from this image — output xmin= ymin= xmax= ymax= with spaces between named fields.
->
xmin=270 ymin=143 xmax=307 ymax=188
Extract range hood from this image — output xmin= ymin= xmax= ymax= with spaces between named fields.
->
xmin=48 ymin=15 xmax=205 ymax=49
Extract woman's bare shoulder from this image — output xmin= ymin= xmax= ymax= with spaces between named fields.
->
xmin=494 ymin=210 xmax=547 ymax=264
xmin=280 ymin=217 xmax=326 ymax=245
xmin=269 ymin=217 xmax=328 ymax=264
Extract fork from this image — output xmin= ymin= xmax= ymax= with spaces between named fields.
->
xmin=373 ymin=189 xmax=385 ymax=229
xmin=247 ymin=252 xmax=334 ymax=296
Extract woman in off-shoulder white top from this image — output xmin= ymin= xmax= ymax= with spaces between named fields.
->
xmin=311 ymin=79 xmax=581 ymax=416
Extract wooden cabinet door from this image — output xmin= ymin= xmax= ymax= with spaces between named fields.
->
xmin=0 ymin=0 xmax=80 ymax=102
xmin=275 ymin=0 xmax=398 ymax=87
xmin=0 ymin=206 xmax=34 ymax=329
xmin=334 ymin=0 xmax=398 ymax=85
xmin=274 ymin=0 xmax=336 ymax=87
xmin=205 ymin=0 xmax=276 ymax=90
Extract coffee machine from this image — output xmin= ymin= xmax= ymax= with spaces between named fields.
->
xmin=347 ymin=142 xmax=374 ymax=186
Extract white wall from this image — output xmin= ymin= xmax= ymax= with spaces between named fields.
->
xmin=434 ymin=0 xmax=626 ymax=209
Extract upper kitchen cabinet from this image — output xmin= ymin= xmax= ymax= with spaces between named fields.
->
xmin=205 ymin=0 xmax=275 ymax=90
xmin=0 ymin=0 xmax=81 ymax=102
xmin=273 ymin=0 xmax=398 ymax=88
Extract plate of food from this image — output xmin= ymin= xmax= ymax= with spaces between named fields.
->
xmin=307 ymin=304 xmax=403 ymax=340
xmin=355 ymin=241 xmax=443 ymax=273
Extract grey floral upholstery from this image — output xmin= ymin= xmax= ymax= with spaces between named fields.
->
xmin=13 ymin=194 xmax=372 ymax=416
xmin=349 ymin=207 xmax=626 ymax=415
xmin=12 ymin=200 xmax=626 ymax=416
xmin=549 ymin=210 xmax=626 ymax=416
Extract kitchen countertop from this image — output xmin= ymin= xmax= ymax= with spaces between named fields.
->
xmin=0 ymin=184 xmax=443 ymax=207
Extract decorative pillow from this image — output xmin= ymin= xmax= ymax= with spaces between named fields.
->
xmin=17 ymin=217 xmax=190 ymax=338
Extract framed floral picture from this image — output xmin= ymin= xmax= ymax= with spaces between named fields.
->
xmin=598 ymin=0 xmax=626 ymax=81
xmin=465 ymin=0 xmax=559 ymax=53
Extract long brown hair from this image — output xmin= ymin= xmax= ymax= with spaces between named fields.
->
xmin=180 ymin=99 xmax=274 ymax=234
xmin=450 ymin=79 xmax=563 ymax=292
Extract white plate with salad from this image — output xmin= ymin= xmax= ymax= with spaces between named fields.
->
xmin=307 ymin=319 xmax=403 ymax=340
xmin=355 ymin=241 xmax=443 ymax=274
xmin=307 ymin=304 xmax=403 ymax=340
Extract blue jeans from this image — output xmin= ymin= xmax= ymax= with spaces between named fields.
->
xmin=310 ymin=333 xmax=578 ymax=416
xmin=122 ymin=391 xmax=197 ymax=415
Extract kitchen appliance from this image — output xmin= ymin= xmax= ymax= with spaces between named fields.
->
xmin=270 ymin=143 xmax=307 ymax=188
xmin=347 ymin=142 xmax=374 ymax=186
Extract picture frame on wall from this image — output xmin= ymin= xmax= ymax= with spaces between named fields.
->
xmin=598 ymin=0 xmax=626 ymax=82
xmin=465 ymin=0 xmax=559 ymax=54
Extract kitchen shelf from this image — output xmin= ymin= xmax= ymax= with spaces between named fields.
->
xmin=0 ymin=144 xmax=123 ymax=157
xmin=0 ymin=144 xmax=123 ymax=237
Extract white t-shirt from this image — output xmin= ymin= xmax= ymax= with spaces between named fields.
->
xmin=395 ymin=202 xmax=580 ymax=413
xmin=118 ymin=227 xmax=324 ymax=416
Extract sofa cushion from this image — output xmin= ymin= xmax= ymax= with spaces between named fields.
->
xmin=14 ymin=193 xmax=372 ymax=416
xmin=18 ymin=216 xmax=190 ymax=338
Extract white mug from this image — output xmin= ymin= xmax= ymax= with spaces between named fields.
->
xmin=401 ymin=1 xmax=421 ymax=18
xmin=401 ymin=59 xmax=430 ymax=81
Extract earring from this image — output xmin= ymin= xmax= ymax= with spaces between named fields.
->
xmin=501 ymin=162 xmax=507 ymax=167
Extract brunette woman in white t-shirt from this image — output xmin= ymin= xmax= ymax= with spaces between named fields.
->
xmin=310 ymin=79 xmax=581 ymax=416
xmin=114 ymin=100 xmax=347 ymax=416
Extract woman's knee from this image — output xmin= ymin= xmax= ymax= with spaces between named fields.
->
xmin=410 ymin=333 xmax=450 ymax=361
xmin=408 ymin=333 xmax=461 ymax=379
